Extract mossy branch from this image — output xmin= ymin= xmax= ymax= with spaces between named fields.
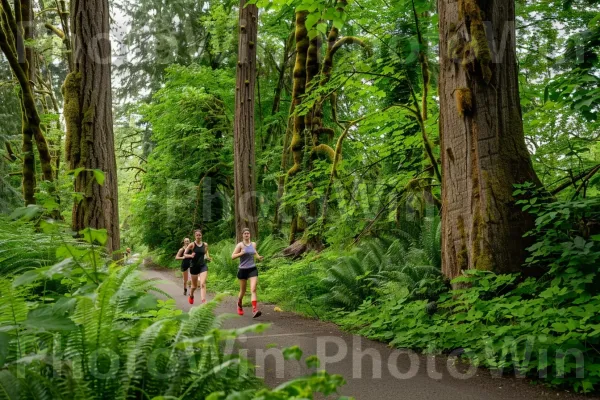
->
xmin=4 ymin=141 xmax=17 ymax=161
xmin=0 ymin=0 xmax=17 ymax=40
xmin=44 ymin=22 xmax=64 ymax=39
xmin=572 ymin=164 xmax=600 ymax=199
xmin=330 ymin=36 xmax=369 ymax=58
xmin=550 ymin=164 xmax=600 ymax=195
xmin=311 ymin=144 xmax=335 ymax=162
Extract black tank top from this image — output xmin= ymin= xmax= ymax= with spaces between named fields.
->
xmin=181 ymin=247 xmax=191 ymax=268
xmin=192 ymin=242 xmax=206 ymax=267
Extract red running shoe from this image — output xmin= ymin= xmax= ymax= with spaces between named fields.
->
xmin=252 ymin=309 xmax=262 ymax=318
xmin=237 ymin=301 xmax=244 ymax=316
xmin=188 ymin=295 xmax=194 ymax=305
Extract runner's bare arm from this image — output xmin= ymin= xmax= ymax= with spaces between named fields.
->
xmin=184 ymin=243 xmax=195 ymax=258
xmin=253 ymin=242 xmax=264 ymax=261
xmin=175 ymin=248 xmax=185 ymax=260
xmin=204 ymin=242 xmax=212 ymax=262
xmin=232 ymin=243 xmax=245 ymax=259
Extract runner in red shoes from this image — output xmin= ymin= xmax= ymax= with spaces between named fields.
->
xmin=185 ymin=229 xmax=212 ymax=305
xmin=231 ymin=228 xmax=264 ymax=318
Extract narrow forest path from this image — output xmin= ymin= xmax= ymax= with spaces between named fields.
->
xmin=144 ymin=267 xmax=596 ymax=400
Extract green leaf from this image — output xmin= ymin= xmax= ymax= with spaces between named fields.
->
xmin=69 ymin=167 xmax=85 ymax=178
xmin=552 ymin=322 xmax=568 ymax=333
xmin=24 ymin=307 xmax=77 ymax=331
xmin=306 ymin=355 xmax=320 ymax=368
xmin=0 ymin=333 xmax=9 ymax=368
xmin=80 ymin=228 xmax=108 ymax=245
xmin=282 ymin=345 xmax=303 ymax=360
xmin=305 ymin=13 xmax=319 ymax=30
xmin=316 ymin=22 xmax=328 ymax=34
xmin=9 ymin=205 xmax=44 ymax=221
xmin=92 ymin=169 xmax=106 ymax=185
xmin=13 ymin=270 xmax=43 ymax=287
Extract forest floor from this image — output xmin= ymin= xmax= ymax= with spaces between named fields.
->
xmin=143 ymin=264 xmax=598 ymax=400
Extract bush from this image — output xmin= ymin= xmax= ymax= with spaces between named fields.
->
xmin=338 ymin=196 xmax=600 ymax=393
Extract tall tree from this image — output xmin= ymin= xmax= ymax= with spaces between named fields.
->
xmin=65 ymin=0 xmax=120 ymax=252
xmin=438 ymin=0 xmax=541 ymax=279
xmin=0 ymin=0 xmax=55 ymax=205
xmin=233 ymin=0 xmax=259 ymax=241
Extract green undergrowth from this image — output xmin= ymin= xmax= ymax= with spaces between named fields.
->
xmin=246 ymin=196 xmax=600 ymax=393
xmin=0 ymin=219 xmax=351 ymax=399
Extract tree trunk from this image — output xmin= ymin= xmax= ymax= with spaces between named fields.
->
xmin=21 ymin=0 xmax=35 ymax=205
xmin=438 ymin=0 xmax=541 ymax=280
xmin=20 ymin=0 xmax=53 ymax=184
xmin=233 ymin=0 xmax=259 ymax=242
xmin=285 ymin=11 xmax=308 ymax=245
xmin=0 ymin=0 xmax=55 ymax=203
xmin=69 ymin=0 xmax=120 ymax=253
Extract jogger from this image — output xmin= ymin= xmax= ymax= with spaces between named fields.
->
xmin=185 ymin=229 xmax=212 ymax=304
xmin=232 ymin=228 xmax=264 ymax=318
xmin=175 ymin=237 xmax=191 ymax=295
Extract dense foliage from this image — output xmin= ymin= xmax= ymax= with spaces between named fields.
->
xmin=0 ymin=220 xmax=348 ymax=399
xmin=0 ymin=0 xmax=599 ymax=396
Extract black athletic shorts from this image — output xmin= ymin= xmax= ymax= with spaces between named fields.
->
xmin=237 ymin=267 xmax=258 ymax=280
xmin=181 ymin=260 xmax=191 ymax=272
xmin=190 ymin=263 xmax=208 ymax=275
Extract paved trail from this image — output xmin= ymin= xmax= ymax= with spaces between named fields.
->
xmin=144 ymin=267 xmax=597 ymax=400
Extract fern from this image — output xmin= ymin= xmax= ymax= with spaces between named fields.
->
xmin=322 ymin=221 xmax=444 ymax=311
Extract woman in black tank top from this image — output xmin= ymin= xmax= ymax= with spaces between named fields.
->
xmin=175 ymin=238 xmax=191 ymax=295
xmin=183 ymin=229 xmax=212 ymax=304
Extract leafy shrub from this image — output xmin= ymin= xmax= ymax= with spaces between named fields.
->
xmin=322 ymin=225 xmax=444 ymax=311
xmin=338 ymin=196 xmax=600 ymax=392
xmin=0 ymin=217 xmax=84 ymax=277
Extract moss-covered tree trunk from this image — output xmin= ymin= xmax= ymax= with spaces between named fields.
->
xmin=438 ymin=0 xmax=541 ymax=280
xmin=285 ymin=11 xmax=309 ymax=245
xmin=68 ymin=0 xmax=120 ymax=253
xmin=233 ymin=0 xmax=259 ymax=242
xmin=272 ymin=24 xmax=295 ymax=233
xmin=21 ymin=0 xmax=36 ymax=205
xmin=0 ymin=0 xmax=55 ymax=204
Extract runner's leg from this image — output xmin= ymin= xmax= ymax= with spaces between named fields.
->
xmin=250 ymin=276 xmax=261 ymax=318
xmin=182 ymin=269 xmax=189 ymax=294
xmin=189 ymin=274 xmax=198 ymax=304
xmin=199 ymin=270 xmax=208 ymax=303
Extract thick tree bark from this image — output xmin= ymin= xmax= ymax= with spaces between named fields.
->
xmin=69 ymin=0 xmax=120 ymax=253
xmin=233 ymin=0 xmax=259 ymax=242
xmin=438 ymin=0 xmax=541 ymax=280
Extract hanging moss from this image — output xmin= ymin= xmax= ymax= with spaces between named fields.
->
xmin=455 ymin=87 xmax=473 ymax=117
xmin=447 ymin=35 xmax=466 ymax=62
xmin=470 ymin=20 xmax=493 ymax=83
xmin=458 ymin=0 xmax=481 ymax=21
xmin=455 ymin=0 xmax=493 ymax=84
xmin=61 ymin=71 xmax=81 ymax=165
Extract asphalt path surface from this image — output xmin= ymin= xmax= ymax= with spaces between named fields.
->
xmin=144 ymin=266 xmax=597 ymax=400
